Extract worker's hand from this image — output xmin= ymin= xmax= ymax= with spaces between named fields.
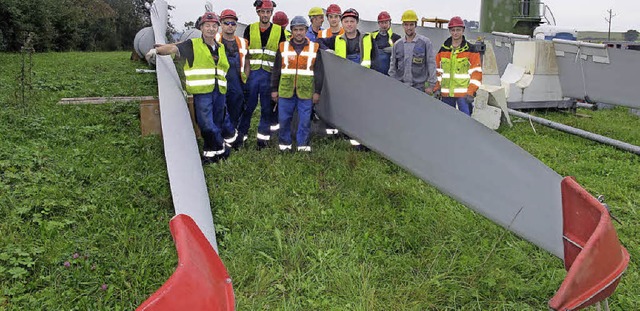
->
xmin=271 ymin=91 xmax=278 ymax=102
xmin=312 ymin=93 xmax=320 ymax=104
xmin=325 ymin=49 xmax=335 ymax=54
xmin=433 ymin=89 xmax=441 ymax=99
xmin=424 ymin=86 xmax=434 ymax=95
xmin=383 ymin=46 xmax=393 ymax=54
xmin=145 ymin=48 xmax=157 ymax=64
xmin=465 ymin=94 xmax=475 ymax=105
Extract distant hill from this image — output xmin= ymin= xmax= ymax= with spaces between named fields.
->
xmin=577 ymin=31 xmax=626 ymax=42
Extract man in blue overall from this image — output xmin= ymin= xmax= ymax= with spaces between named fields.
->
xmin=319 ymin=8 xmax=378 ymax=151
xmin=216 ymin=9 xmax=248 ymax=137
xmin=371 ymin=11 xmax=401 ymax=75
xmin=239 ymin=0 xmax=286 ymax=150
xmin=148 ymin=12 xmax=237 ymax=164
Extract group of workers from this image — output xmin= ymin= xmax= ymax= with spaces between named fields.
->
xmin=147 ymin=1 xmax=482 ymax=164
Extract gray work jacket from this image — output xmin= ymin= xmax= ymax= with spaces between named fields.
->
xmin=389 ymin=34 xmax=437 ymax=90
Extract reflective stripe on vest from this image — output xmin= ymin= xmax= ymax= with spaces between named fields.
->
xmin=319 ymin=27 xmax=344 ymax=39
xmin=249 ymin=23 xmax=282 ymax=72
xmin=372 ymin=29 xmax=395 ymax=46
xmin=215 ymin=33 xmax=249 ymax=83
xmin=184 ymin=38 xmax=230 ymax=95
xmin=278 ymin=40 xmax=318 ymax=99
xmin=334 ymin=33 xmax=373 ymax=68
xmin=439 ymin=43 xmax=471 ymax=97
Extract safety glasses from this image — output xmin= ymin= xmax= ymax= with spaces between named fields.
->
xmin=223 ymin=21 xmax=237 ymax=26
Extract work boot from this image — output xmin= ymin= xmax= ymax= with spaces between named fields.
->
xmin=201 ymin=148 xmax=230 ymax=165
xmin=216 ymin=148 xmax=231 ymax=161
xmin=278 ymin=144 xmax=293 ymax=153
xmin=201 ymin=155 xmax=217 ymax=165
xmin=224 ymin=130 xmax=239 ymax=149
xmin=297 ymin=146 xmax=311 ymax=152
xmin=231 ymin=134 xmax=247 ymax=150
xmin=257 ymin=139 xmax=269 ymax=150
xmin=325 ymin=128 xmax=339 ymax=137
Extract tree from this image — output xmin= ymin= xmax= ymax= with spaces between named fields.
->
xmin=624 ymin=30 xmax=639 ymax=42
xmin=0 ymin=0 xmax=159 ymax=52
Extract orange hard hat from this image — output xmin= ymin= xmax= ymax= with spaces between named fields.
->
xmin=448 ymin=16 xmax=465 ymax=28
xmin=377 ymin=11 xmax=391 ymax=22
xmin=219 ymin=9 xmax=238 ymax=21
xmin=326 ymin=4 xmax=342 ymax=16
xmin=273 ymin=11 xmax=289 ymax=27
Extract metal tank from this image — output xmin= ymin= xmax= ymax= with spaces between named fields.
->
xmin=481 ymin=0 xmax=542 ymax=35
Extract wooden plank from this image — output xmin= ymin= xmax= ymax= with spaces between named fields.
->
xmin=139 ymin=97 xmax=200 ymax=137
xmin=57 ymin=96 xmax=156 ymax=105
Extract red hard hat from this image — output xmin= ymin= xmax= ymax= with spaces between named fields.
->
xmin=254 ymin=0 xmax=276 ymax=10
xmin=326 ymin=4 xmax=342 ymax=16
xmin=200 ymin=12 xmax=220 ymax=25
xmin=341 ymin=8 xmax=359 ymax=21
xmin=448 ymin=16 xmax=465 ymax=28
xmin=273 ymin=11 xmax=289 ymax=27
xmin=219 ymin=9 xmax=238 ymax=21
xmin=377 ymin=11 xmax=391 ymax=22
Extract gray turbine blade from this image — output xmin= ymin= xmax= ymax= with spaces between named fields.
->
xmin=316 ymin=52 xmax=564 ymax=258
xmin=150 ymin=0 xmax=219 ymax=252
xmin=554 ymin=40 xmax=640 ymax=109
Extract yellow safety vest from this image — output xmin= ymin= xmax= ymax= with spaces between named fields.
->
xmin=371 ymin=29 xmax=396 ymax=47
xmin=249 ymin=23 xmax=282 ymax=72
xmin=183 ymin=38 xmax=230 ymax=95
xmin=334 ymin=33 xmax=373 ymax=68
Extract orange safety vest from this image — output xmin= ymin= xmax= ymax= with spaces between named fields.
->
xmin=318 ymin=27 xmax=345 ymax=39
xmin=435 ymin=38 xmax=482 ymax=97
xmin=277 ymin=39 xmax=319 ymax=99
xmin=215 ymin=33 xmax=249 ymax=83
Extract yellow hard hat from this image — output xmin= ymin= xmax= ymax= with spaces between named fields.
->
xmin=308 ymin=7 xmax=323 ymax=16
xmin=401 ymin=10 xmax=419 ymax=22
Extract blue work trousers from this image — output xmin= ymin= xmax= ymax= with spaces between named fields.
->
xmin=225 ymin=54 xmax=244 ymax=128
xmin=374 ymin=49 xmax=391 ymax=75
xmin=346 ymin=53 xmax=361 ymax=64
xmin=194 ymin=89 xmax=235 ymax=152
xmin=441 ymin=96 xmax=472 ymax=116
xmin=278 ymin=95 xmax=312 ymax=147
xmin=238 ymin=69 xmax=277 ymax=139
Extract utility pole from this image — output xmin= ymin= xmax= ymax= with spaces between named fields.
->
xmin=605 ymin=9 xmax=616 ymax=41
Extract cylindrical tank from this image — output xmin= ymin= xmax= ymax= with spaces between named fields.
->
xmin=133 ymin=27 xmax=155 ymax=58
xmin=480 ymin=0 xmax=542 ymax=35
xmin=178 ymin=29 xmax=202 ymax=42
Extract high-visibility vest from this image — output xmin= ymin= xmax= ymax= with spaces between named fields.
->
xmin=215 ymin=33 xmax=249 ymax=83
xmin=334 ymin=33 xmax=373 ymax=68
xmin=183 ymin=38 xmax=230 ymax=95
xmin=435 ymin=40 xmax=482 ymax=97
xmin=277 ymin=40 xmax=319 ymax=99
xmin=248 ymin=23 xmax=282 ymax=72
xmin=318 ymin=27 xmax=344 ymax=39
xmin=284 ymin=30 xmax=292 ymax=41
xmin=371 ymin=29 xmax=396 ymax=47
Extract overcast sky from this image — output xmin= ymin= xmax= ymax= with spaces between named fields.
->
xmin=166 ymin=0 xmax=639 ymax=33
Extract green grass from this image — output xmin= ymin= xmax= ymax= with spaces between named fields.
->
xmin=1 ymin=51 xmax=638 ymax=310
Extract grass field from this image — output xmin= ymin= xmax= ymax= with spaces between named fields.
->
xmin=0 ymin=51 xmax=638 ymax=310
